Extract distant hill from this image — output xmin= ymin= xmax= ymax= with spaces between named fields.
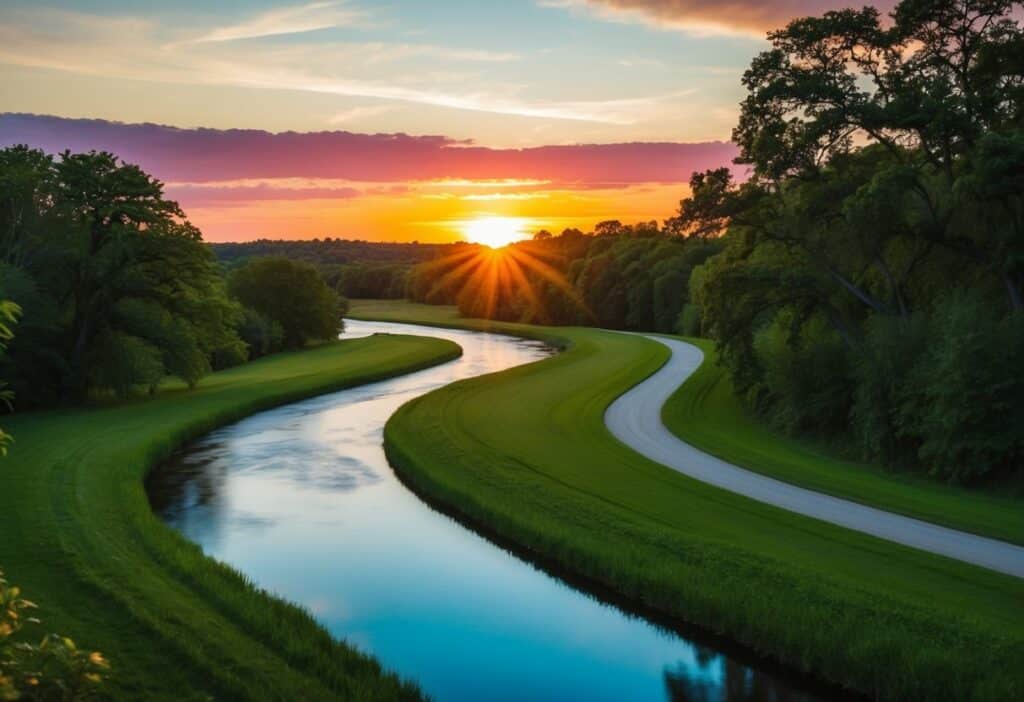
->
xmin=210 ymin=238 xmax=470 ymax=267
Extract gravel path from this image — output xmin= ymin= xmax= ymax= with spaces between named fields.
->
xmin=604 ymin=335 xmax=1024 ymax=579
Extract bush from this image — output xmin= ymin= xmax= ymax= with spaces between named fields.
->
xmin=85 ymin=332 xmax=164 ymax=399
xmin=851 ymin=312 xmax=930 ymax=467
xmin=0 ymin=301 xmax=18 ymax=456
xmin=0 ymin=568 xmax=109 ymax=700
xmin=896 ymin=291 xmax=1024 ymax=483
xmin=753 ymin=311 xmax=852 ymax=436
xmin=675 ymin=304 xmax=701 ymax=337
xmin=236 ymin=308 xmax=285 ymax=359
xmin=229 ymin=258 xmax=344 ymax=349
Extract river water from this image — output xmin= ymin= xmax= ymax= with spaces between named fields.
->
xmin=147 ymin=319 xmax=827 ymax=702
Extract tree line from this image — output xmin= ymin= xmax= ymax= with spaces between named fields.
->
xmin=0 ymin=147 xmax=346 ymax=411
xmin=406 ymin=223 xmax=722 ymax=334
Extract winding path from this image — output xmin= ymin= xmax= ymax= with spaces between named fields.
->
xmin=605 ymin=335 xmax=1024 ymax=579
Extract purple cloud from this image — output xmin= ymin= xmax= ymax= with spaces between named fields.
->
xmin=0 ymin=113 xmax=740 ymax=187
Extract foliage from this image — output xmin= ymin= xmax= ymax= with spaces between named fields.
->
xmin=674 ymin=0 xmax=1024 ymax=483
xmin=0 ymin=302 xmax=18 ymax=456
xmin=235 ymin=308 xmax=285 ymax=359
xmin=229 ymin=258 xmax=346 ymax=349
xmin=406 ymin=223 xmax=725 ymax=332
xmin=319 ymin=262 xmax=409 ymax=300
xmin=212 ymin=238 xmax=457 ymax=268
xmin=752 ymin=312 xmax=851 ymax=435
xmin=0 ymin=568 xmax=109 ymax=701
xmin=897 ymin=291 xmax=1024 ymax=482
xmin=0 ymin=147 xmax=246 ymax=402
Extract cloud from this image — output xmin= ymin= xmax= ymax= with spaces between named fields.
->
xmin=0 ymin=8 xmax=661 ymax=125
xmin=165 ymin=183 xmax=363 ymax=206
xmin=327 ymin=105 xmax=396 ymax=124
xmin=540 ymin=0 xmax=896 ymax=37
xmin=193 ymin=1 xmax=365 ymax=43
xmin=0 ymin=113 xmax=741 ymax=189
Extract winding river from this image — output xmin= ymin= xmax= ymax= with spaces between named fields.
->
xmin=147 ymin=319 xmax=828 ymax=702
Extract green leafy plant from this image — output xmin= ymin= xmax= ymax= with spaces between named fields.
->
xmin=0 ymin=568 xmax=109 ymax=701
xmin=0 ymin=301 xmax=20 ymax=456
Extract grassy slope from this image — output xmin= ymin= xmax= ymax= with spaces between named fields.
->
xmin=0 ymin=333 xmax=460 ymax=701
xmin=661 ymin=337 xmax=1024 ymax=545
xmin=352 ymin=300 xmax=1024 ymax=702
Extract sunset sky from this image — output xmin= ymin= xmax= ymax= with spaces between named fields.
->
xmin=0 ymin=1 xmax=886 ymax=242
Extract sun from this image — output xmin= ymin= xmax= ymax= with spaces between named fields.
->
xmin=462 ymin=216 xmax=528 ymax=249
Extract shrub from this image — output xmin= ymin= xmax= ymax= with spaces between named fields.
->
xmin=229 ymin=258 xmax=344 ymax=349
xmin=753 ymin=311 xmax=852 ymax=436
xmin=896 ymin=291 xmax=1024 ymax=483
xmin=0 ymin=568 xmax=109 ymax=700
xmin=851 ymin=312 xmax=930 ymax=467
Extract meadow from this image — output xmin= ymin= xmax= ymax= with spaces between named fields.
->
xmin=0 ymin=333 xmax=459 ymax=701
xmin=354 ymin=300 xmax=1024 ymax=702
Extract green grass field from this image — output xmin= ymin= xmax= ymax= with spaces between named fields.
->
xmin=0 ymin=332 xmax=459 ymax=701
xmin=354 ymin=300 xmax=1024 ymax=702
xmin=661 ymin=337 xmax=1024 ymax=544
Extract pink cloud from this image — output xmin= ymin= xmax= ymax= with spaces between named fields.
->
xmin=164 ymin=183 xmax=363 ymax=206
xmin=0 ymin=113 xmax=740 ymax=188
xmin=548 ymin=0 xmax=896 ymax=35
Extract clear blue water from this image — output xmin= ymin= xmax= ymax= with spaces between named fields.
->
xmin=147 ymin=320 xmax=827 ymax=702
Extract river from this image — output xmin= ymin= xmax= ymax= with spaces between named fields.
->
xmin=147 ymin=319 xmax=828 ymax=702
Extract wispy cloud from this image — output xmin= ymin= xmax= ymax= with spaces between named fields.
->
xmin=193 ymin=1 xmax=365 ymax=43
xmin=327 ymin=104 xmax=395 ymax=124
xmin=0 ymin=7 xmax=669 ymax=124
xmin=360 ymin=43 xmax=520 ymax=64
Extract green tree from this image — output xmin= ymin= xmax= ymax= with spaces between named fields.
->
xmin=0 ymin=146 xmax=245 ymax=400
xmin=732 ymin=0 xmax=1024 ymax=308
xmin=229 ymin=257 xmax=345 ymax=349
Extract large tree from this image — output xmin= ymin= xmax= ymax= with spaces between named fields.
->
xmin=0 ymin=147 xmax=245 ymax=400
xmin=729 ymin=0 xmax=1024 ymax=308
xmin=229 ymin=257 xmax=344 ymax=349
xmin=676 ymin=0 xmax=1024 ymax=480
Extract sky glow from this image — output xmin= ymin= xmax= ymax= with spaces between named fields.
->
xmin=0 ymin=1 xmax=881 ymax=241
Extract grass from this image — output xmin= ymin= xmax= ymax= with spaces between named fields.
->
xmin=0 ymin=332 xmax=460 ymax=701
xmin=352 ymin=300 xmax=1024 ymax=702
xmin=661 ymin=337 xmax=1024 ymax=545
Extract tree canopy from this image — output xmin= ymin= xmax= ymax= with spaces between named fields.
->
xmin=672 ymin=0 xmax=1024 ymax=483
xmin=229 ymin=257 xmax=345 ymax=349
xmin=0 ymin=146 xmax=246 ymax=401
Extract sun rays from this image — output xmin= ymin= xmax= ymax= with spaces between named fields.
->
xmin=415 ymin=241 xmax=593 ymax=324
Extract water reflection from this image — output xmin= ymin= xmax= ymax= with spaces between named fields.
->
xmin=664 ymin=644 xmax=815 ymax=702
xmin=148 ymin=320 xmax=830 ymax=702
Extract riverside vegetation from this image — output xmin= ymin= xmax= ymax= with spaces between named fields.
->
xmin=0 ymin=333 xmax=458 ymax=700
